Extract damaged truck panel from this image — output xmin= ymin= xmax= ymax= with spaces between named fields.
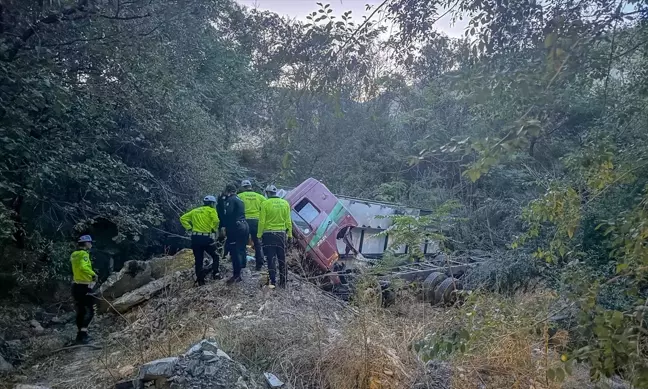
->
xmin=284 ymin=178 xmax=358 ymax=273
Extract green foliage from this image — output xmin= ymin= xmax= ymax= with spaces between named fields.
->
xmin=377 ymin=200 xmax=462 ymax=260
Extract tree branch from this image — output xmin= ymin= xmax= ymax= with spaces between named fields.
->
xmin=2 ymin=0 xmax=89 ymax=62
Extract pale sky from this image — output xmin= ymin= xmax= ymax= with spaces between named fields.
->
xmin=235 ymin=0 xmax=467 ymax=38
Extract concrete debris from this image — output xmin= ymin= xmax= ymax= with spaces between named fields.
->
xmin=0 ymin=353 xmax=14 ymax=373
xmin=111 ymin=272 xmax=180 ymax=313
xmin=138 ymin=357 xmax=179 ymax=380
xmin=184 ymin=339 xmax=219 ymax=356
xmin=149 ymin=249 xmax=195 ymax=279
xmin=13 ymin=385 xmax=52 ymax=389
xmin=98 ymin=260 xmax=153 ymax=312
xmin=133 ymin=340 xmax=261 ymax=389
xmin=216 ymin=349 xmax=232 ymax=361
xmin=200 ymin=350 xmax=216 ymax=360
xmin=264 ymin=372 xmax=284 ymax=388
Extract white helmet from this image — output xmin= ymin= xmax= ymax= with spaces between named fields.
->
xmin=241 ymin=179 xmax=252 ymax=187
xmin=265 ymin=184 xmax=278 ymax=194
xmin=203 ymin=195 xmax=217 ymax=203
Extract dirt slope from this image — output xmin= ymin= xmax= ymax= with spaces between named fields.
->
xmin=3 ymin=263 xmax=393 ymax=388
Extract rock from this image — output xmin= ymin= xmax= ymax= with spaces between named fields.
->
xmin=184 ymin=339 xmax=219 ymax=356
xmin=190 ymin=363 xmax=204 ymax=377
xmin=236 ymin=376 xmax=249 ymax=389
xmin=149 ymin=249 xmax=195 ymax=279
xmin=0 ymin=353 xmax=14 ymax=373
xmin=264 ymin=372 xmax=284 ymax=388
xmin=50 ymin=313 xmax=74 ymax=325
xmin=201 ymin=350 xmax=216 ymax=360
xmin=98 ymin=260 xmax=153 ymax=312
xmin=216 ymin=349 xmax=232 ymax=361
xmin=138 ymin=357 xmax=179 ymax=381
xmin=28 ymin=320 xmax=44 ymax=334
xmin=204 ymin=365 xmax=217 ymax=376
xmin=111 ymin=273 xmax=178 ymax=313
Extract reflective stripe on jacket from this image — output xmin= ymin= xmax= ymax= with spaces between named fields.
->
xmin=238 ymin=190 xmax=266 ymax=219
xmin=71 ymin=250 xmax=96 ymax=284
xmin=180 ymin=206 xmax=219 ymax=233
xmin=258 ymin=197 xmax=292 ymax=238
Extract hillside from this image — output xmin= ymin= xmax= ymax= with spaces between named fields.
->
xmin=0 ymin=250 xmax=629 ymax=389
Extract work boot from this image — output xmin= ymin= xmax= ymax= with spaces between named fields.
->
xmin=278 ymin=279 xmax=286 ymax=289
xmin=226 ymin=276 xmax=242 ymax=285
xmin=268 ymin=284 xmax=276 ymax=290
xmin=75 ymin=331 xmax=91 ymax=345
xmin=197 ymin=278 xmax=205 ymax=286
xmin=212 ymin=272 xmax=222 ymax=280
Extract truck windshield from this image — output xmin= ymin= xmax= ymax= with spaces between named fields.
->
xmin=291 ymin=210 xmax=312 ymax=234
xmin=295 ymin=199 xmax=320 ymax=223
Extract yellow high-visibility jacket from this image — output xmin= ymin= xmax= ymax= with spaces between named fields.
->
xmin=71 ymin=250 xmax=96 ymax=284
xmin=258 ymin=197 xmax=292 ymax=238
xmin=238 ymin=190 xmax=266 ymax=219
xmin=179 ymin=206 xmax=219 ymax=233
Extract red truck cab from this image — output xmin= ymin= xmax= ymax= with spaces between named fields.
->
xmin=284 ymin=178 xmax=358 ymax=278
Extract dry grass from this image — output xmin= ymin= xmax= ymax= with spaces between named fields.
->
xmin=438 ymin=291 xmax=584 ymax=389
xmin=8 ymin=252 xmax=608 ymax=389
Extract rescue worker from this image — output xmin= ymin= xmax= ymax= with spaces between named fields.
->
xmin=180 ymin=195 xmax=221 ymax=286
xmin=70 ymin=235 xmax=97 ymax=344
xmin=221 ymin=183 xmax=249 ymax=284
xmin=238 ymin=179 xmax=266 ymax=271
xmin=258 ymin=184 xmax=292 ymax=288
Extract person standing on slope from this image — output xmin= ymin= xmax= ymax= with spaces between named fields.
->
xmin=221 ymin=183 xmax=249 ymax=284
xmin=70 ymin=235 xmax=97 ymax=344
xmin=180 ymin=195 xmax=222 ymax=286
xmin=258 ymin=184 xmax=292 ymax=289
xmin=238 ymin=179 xmax=266 ymax=271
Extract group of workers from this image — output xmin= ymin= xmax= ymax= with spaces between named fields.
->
xmin=180 ymin=181 xmax=293 ymax=288
xmin=69 ymin=180 xmax=293 ymax=345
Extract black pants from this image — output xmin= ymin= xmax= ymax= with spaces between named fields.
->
xmin=226 ymin=220 xmax=249 ymax=278
xmin=191 ymin=234 xmax=220 ymax=282
xmin=246 ymin=218 xmax=264 ymax=269
xmin=72 ymin=283 xmax=95 ymax=332
xmin=262 ymin=232 xmax=287 ymax=285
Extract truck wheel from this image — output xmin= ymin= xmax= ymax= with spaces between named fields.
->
xmin=422 ymin=272 xmax=446 ymax=303
xmin=380 ymin=281 xmax=396 ymax=307
xmin=433 ymin=278 xmax=462 ymax=305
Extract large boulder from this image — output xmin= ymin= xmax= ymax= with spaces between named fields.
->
xmin=149 ymin=249 xmax=194 ymax=279
xmin=98 ymin=260 xmax=153 ymax=312
xmin=110 ymin=272 xmax=179 ymax=313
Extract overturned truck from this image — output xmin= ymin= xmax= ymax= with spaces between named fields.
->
xmin=281 ymin=178 xmax=466 ymax=305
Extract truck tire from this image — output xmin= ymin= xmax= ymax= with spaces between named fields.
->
xmin=433 ymin=277 xmax=462 ymax=305
xmin=422 ymin=272 xmax=446 ymax=303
